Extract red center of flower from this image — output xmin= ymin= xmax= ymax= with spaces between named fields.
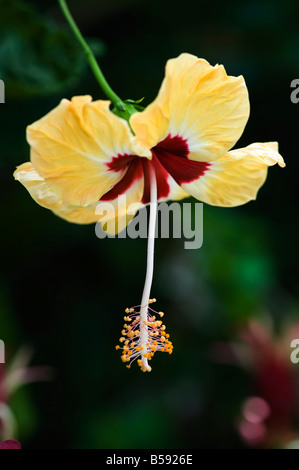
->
xmin=100 ymin=134 xmax=211 ymax=204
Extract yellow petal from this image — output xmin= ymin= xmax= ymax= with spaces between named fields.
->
xmin=14 ymin=162 xmax=69 ymax=211
xmin=13 ymin=157 xmax=187 ymax=230
xmin=222 ymin=141 xmax=285 ymax=167
xmin=140 ymin=154 xmax=189 ymax=204
xmin=27 ymin=96 xmax=151 ymax=207
xmin=95 ymin=166 xmax=145 ymax=235
xmin=130 ymin=53 xmax=250 ymax=161
xmin=14 ymin=162 xmax=104 ymax=224
xmin=158 ymin=175 xmax=189 ymax=203
xmin=55 ymin=164 xmax=145 ymax=231
xmin=179 ymin=142 xmax=285 ymax=207
xmin=53 ymin=203 xmax=103 ymax=225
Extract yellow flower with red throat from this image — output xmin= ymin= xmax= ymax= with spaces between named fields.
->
xmin=14 ymin=54 xmax=285 ymax=225
xmin=14 ymin=53 xmax=285 ymax=372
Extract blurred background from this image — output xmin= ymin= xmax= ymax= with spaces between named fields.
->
xmin=0 ymin=0 xmax=298 ymax=449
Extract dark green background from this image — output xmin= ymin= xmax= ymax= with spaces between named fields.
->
xmin=0 ymin=0 xmax=298 ymax=449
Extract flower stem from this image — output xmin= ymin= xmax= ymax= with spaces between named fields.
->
xmin=139 ymin=165 xmax=158 ymax=371
xmin=58 ymin=0 xmax=123 ymax=107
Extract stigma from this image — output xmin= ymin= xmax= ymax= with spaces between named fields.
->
xmin=116 ymin=298 xmax=173 ymax=372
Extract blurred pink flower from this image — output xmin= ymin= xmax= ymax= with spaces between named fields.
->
xmin=213 ymin=319 xmax=299 ymax=448
xmin=0 ymin=346 xmax=52 ymax=442
xmin=0 ymin=439 xmax=21 ymax=449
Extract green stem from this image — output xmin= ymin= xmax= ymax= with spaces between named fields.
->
xmin=58 ymin=0 xmax=123 ymax=107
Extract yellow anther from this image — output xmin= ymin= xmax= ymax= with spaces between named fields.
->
xmin=121 ymin=301 xmax=172 ymax=372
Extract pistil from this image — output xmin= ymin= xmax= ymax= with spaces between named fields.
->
xmin=139 ymin=164 xmax=157 ymax=370
xmin=116 ymin=163 xmax=173 ymax=371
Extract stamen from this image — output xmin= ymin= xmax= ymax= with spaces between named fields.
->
xmin=116 ymin=300 xmax=173 ymax=371
xmin=138 ymin=164 xmax=158 ymax=371
xmin=116 ymin=164 xmax=174 ymax=372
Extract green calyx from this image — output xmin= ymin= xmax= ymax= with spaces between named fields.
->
xmin=112 ymin=98 xmax=145 ymax=122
